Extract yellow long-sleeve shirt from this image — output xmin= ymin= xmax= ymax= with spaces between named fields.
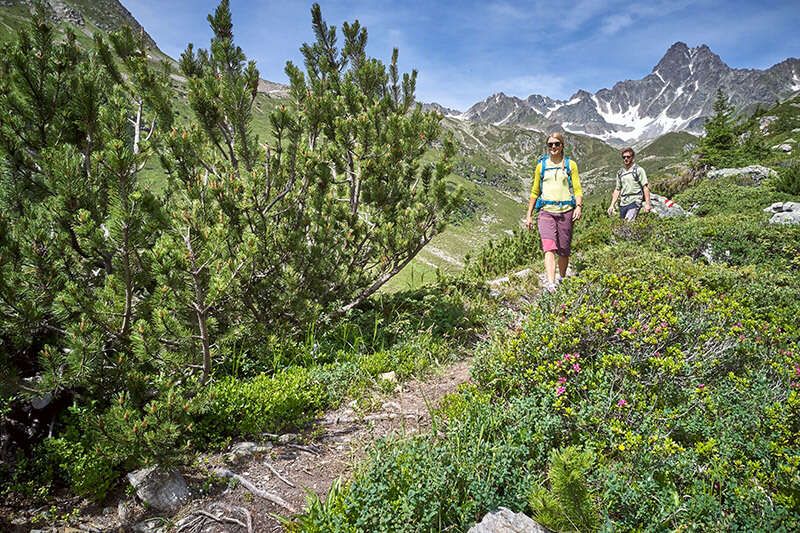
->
xmin=530 ymin=157 xmax=582 ymax=214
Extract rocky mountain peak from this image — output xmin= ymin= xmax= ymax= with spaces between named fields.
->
xmin=462 ymin=41 xmax=799 ymax=145
xmin=569 ymin=89 xmax=593 ymax=101
xmin=653 ymin=42 xmax=728 ymax=83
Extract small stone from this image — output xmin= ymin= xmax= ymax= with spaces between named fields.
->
xmin=765 ymin=202 xmax=800 ymax=224
xmin=770 ymin=211 xmax=800 ymax=225
xmin=278 ymin=433 xmax=298 ymax=444
xmin=379 ymin=371 xmax=397 ymax=383
xmin=468 ymin=507 xmax=550 ymax=533
xmin=759 ymin=115 xmax=778 ymax=132
xmin=132 ymin=518 xmax=167 ymax=533
xmin=118 ymin=500 xmax=133 ymax=524
xmin=382 ymin=401 xmax=402 ymax=412
xmin=650 ymin=193 xmax=689 ymax=218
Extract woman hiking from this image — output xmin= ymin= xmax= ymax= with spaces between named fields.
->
xmin=525 ymin=132 xmax=583 ymax=292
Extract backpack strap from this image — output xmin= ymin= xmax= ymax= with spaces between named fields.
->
xmin=618 ymin=164 xmax=641 ymax=186
xmin=631 ymin=164 xmax=641 ymax=188
xmin=534 ymin=156 xmax=576 ymax=211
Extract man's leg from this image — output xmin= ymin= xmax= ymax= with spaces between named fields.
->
xmin=624 ymin=207 xmax=640 ymax=221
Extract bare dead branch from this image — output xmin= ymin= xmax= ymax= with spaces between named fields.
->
xmin=211 ymin=467 xmax=297 ymax=513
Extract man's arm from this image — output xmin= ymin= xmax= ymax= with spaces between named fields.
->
xmin=607 ymin=189 xmax=620 ymax=216
xmin=643 ymin=184 xmax=652 ymax=212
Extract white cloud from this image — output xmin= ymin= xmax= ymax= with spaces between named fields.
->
xmin=600 ymin=13 xmax=634 ymax=35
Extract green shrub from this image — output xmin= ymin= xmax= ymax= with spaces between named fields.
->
xmin=307 ymin=245 xmax=796 ymax=531
xmin=293 ymin=393 xmax=557 ymax=532
xmin=672 ymin=176 xmax=789 ymax=217
xmin=197 ymin=366 xmax=326 ymax=441
xmin=776 ymin=160 xmax=800 ymax=195
xmin=38 ymin=436 xmax=116 ymax=501
xmin=529 ymin=446 xmax=600 ymax=533
xmin=462 ymin=230 xmax=539 ymax=280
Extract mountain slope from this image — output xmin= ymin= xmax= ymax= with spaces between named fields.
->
xmin=0 ymin=0 xmax=160 ymax=52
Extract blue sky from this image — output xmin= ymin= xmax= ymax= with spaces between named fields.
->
xmin=124 ymin=0 xmax=800 ymax=111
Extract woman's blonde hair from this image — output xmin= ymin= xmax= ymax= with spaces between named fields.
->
xmin=546 ymin=131 xmax=565 ymax=148
xmin=546 ymin=131 xmax=566 ymax=171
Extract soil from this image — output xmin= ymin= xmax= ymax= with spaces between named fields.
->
xmin=4 ymin=358 xmax=474 ymax=532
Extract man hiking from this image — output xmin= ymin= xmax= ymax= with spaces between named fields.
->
xmin=607 ymin=147 xmax=651 ymax=220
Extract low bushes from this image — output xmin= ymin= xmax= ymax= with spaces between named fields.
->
xmin=3 ymin=279 xmax=487 ymax=502
xmin=295 ymin=169 xmax=800 ymax=533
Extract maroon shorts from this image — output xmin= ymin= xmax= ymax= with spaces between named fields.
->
xmin=537 ymin=210 xmax=574 ymax=256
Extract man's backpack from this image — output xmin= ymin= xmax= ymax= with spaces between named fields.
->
xmin=617 ymin=164 xmax=643 ymax=189
xmin=533 ymin=155 xmax=575 ymax=212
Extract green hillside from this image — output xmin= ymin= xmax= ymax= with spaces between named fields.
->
xmin=758 ymin=92 xmax=800 ymax=162
xmin=638 ymin=131 xmax=699 ymax=177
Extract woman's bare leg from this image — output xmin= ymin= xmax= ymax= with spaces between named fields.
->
xmin=544 ymin=251 xmax=557 ymax=284
xmin=558 ymin=254 xmax=570 ymax=279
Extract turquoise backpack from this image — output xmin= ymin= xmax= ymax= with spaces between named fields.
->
xmin=533 ymin=155 xmax=576 ymax=211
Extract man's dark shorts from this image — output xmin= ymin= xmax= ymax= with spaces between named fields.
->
xmin=619 ymin=202 xmax=640 ymax=221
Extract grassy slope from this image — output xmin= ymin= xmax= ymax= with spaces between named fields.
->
xmin=760 ymin=92 xmax=800 ymax=164
xmin=638 ymin=131 xmax=699 ymax=177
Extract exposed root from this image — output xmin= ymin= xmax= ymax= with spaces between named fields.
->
xmin=177 ymin=502 xmax=253 ymax=533
xmin=265 ymin=461 xmax=296 ymax=488
xmin=212 ymin=467 xmax=297 ymax=513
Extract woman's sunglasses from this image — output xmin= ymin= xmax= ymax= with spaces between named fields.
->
xmin=547 ymin=142 xmax=562 ymax=148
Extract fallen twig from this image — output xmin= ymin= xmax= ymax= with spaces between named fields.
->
xmin=286 ymin=443 xmax=320 ymax=456
xmin=363 ymin=412 xmax=420 ymax=422
xmin=212 ymin=467 xmax=297 ymax=513
xmin=265 ymin=461 xmax=296 ymax=488
xmin=177 ymin=503 xmax=253 ymax=533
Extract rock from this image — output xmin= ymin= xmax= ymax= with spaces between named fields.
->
xmin=764 ymin=201 xmax=800 ymax=224
xmin=227 ymin=441 xmax=272 ymax=461
xmin=650 ymin=193 xmax=689 ymax=218
xmin=379 ymin=371 xmax=397 ymax=383
xmin=278 ymin=433 xmax=298 ymax=444
xmin=382 ymin=401 xmax=402 ymax=412
xmin=706 ymin=165 xmax=777 ymax=182
xmin=763 ymin=201 xmax=800 ymax=214
xmin=132 ymin=518 xmax=166 ymax=533
xmin=759 ymin=115 xmax=778 ymax=132
xmin=127 ymin=466 xmax=189 ymax=514
xmin=487 ymin=268 xmax=533 ymax=288
xmin=770 ymin=211 xmax=800 ymax=225
xmin=30 ymin=392 xmax=53 ymax=410
xmin=773 ymin=143 xmax=793 ymax=153
xmin=467 ymin=507 xmax=551 ymax=533
xmin=118 ymin=499 xmax=134 ymax=525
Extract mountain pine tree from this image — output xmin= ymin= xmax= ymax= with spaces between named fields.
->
xmin=0 ymin=3 xmax=173 ymax=403
xmin=283 ymin=3 xmax=463 ymax=316
xmin=695 ymin=89 xmax=767 ymax=169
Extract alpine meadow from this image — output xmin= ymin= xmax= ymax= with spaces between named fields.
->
xmin=1 ymin=1 xmax=799 ymax=531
